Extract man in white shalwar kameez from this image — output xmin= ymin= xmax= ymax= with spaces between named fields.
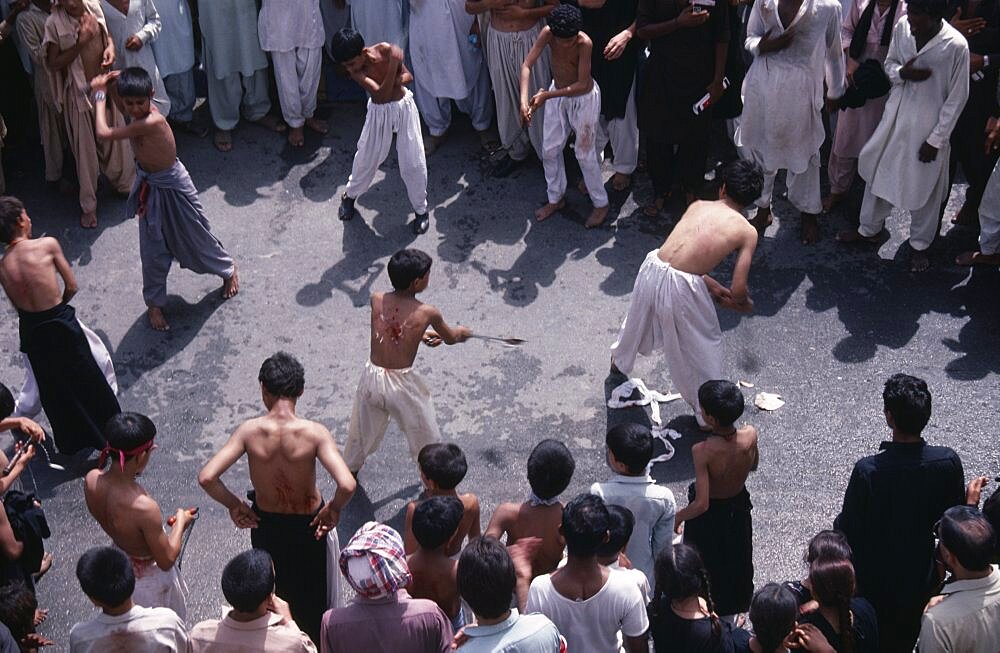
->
xmin=151 ymin=0 xmax=198 ymax=129
xmin=838 ymin=0 xmax=969 ymax=272
xmin=610 ymin=161 xmax=763 ymax=429
xmin=409 ymin=0 xmax=494 ymax=155
xmin=957 ymin=106 xmax=1000 ymax=266
xmin=352 ymin=0 xmax=407 ymax=51
xmin=199 ymin=0 xmax=280 ymax=152
xmin=737 ymin=0 xmax=845 ymax=244
xmin=100 ymin=0 xmax=170 ymax=115
xmin=259 ymin=0 xmax=328 ymax=147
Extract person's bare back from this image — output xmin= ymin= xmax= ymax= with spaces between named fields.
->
xmin=0 ymin=237 xmax=73 ymax=313
xmin=487 ymin=501 xmax=564 ymax=576
xmin=370 ymin=291 xmax=439 ymax=369
xmin=407 ymin=551 xmax=461 ymax=620
xmin=490 ymin=0 xmax=553 ymax=32
xmin=699 ymin=425 xmax=759 ymax=499
xmin=238 ymin=414 xmax=329 ymax=514
xmin=658 ymin=200 xmax=758 ymax=276
xmin=84 ymin=471 xmax=160 ymax=558
xmin=405 ymin=491 xmax=481 ymax=556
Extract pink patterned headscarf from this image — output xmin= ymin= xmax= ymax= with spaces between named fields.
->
xmin=339 ymin=522 xmax=412 ymax=600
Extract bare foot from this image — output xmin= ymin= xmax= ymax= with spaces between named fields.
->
xmin=643 ymin=195 xmax=667 ymax=217
xmin=956 ymin=250 xmax=1000 ymax=266
xmin=251 ymin=114 xmax=287 ymax=132
xmin=586 ymin=204 xmax=610 ymax=229
xmin=612 ymin=173 xmax=631 ymax=191
xmin=33 ymin=608 xmax=48 ymax=627
xmin=535 ymin=199 xmax=565 ymax=222
xmin=910 ymin=250 xmax=930 ymax=273
xmin=800 ymin=213 xmax=820 ymax=245
xmin=424 ymin=133 xmax=445 ymax=156
xmin=222 ymin=266 xmax=240 ymax=299
xmin=213 ymin=129 xmax=233 ymax=152
xmin=147 ymin=306 xmax=170 ymax=331
xmin=577 ymin=179 xmax=589 ymax=196
xmin=305 ymin=117 xmax=328 ymax=135
xmin=288 ymin=126 xmax=305 ymax=147
xmin=750 ymin=207 xmax=771 ymax=237
xmin=34 ymin=552 xmax=53 ymax=581
xmin=822 ymin=192 xmax=845 ymax=213
xmin=80 ymin=211 xmax=97 ymax=229
xmin=836 ymin=228 xmax=881 ymax=244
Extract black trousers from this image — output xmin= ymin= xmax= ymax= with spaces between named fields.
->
xmin=646 ymin=134 xmax=710 ymax=198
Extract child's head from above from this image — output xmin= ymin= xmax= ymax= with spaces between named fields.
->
xmin=605 ymin=422 xmax=653 ymax=476
xmin=258 ymin=351 xmax=305 ymax=404
xmin=103 ymin=412 xmax=157 ymax=473
xmin=882 ymin=373 xmax=931 ymax=436
xmin=388 ymin=248 xmax=432 ymax=292
xmin=0 ymin=382 xmax=13 ymax=421
xmin=330 ymin=28 xmax=367 ymax=75
xmin=749 ymin=583 xmax=798 ymax=652
xmin=654 ymin=543 xmax=710 ymax=602
xmin=596 ymin=504 xmax=635 ymax=561
xmin=547 ymin=3 xmax=582 ymax=40
xmin=458 ymin=536 xmax=515 ymax=619
xmin=418 ymin=443 xmax=468 ymax=491
xmin=116 ymin=67 xmax=155 ymax=121
xmin=222 ymin=549 xmax=275 ymax=614
xmin=413 ymin=495 xmax=464 ymax=551
xmin=560 ymin=493 xmax=610 ymax=558
xmin=698 ymin=380 xmax=745 ymax=430
xmin=0 ymin=195 xmax=29 ymax=244
xmin=527 ymin=438 xmax=575 ymax=501
xmin=0 ymin=581 xmax=37 ymax=643
xmin=76 ymin=546 xmax=134 ymax=610
xmin=720 ymin=160 xmax=765 ymax=208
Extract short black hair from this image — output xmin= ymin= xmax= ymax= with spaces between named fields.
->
xmin=116 ymin=66 xmax=154 ymax=98
xmin=0 ymin=382 xmax=13 ymax=420
xmin=907 ymin=0 xmax=948 ymax=18
xmin=330 ymin=28 xmax=365 ymax=63
xmin=0 ymin=581 xmax=36 ymax=641
xmin=749 ymin=583 xmax=798 ymax=653
xmin=387 ymin=249 xmax=433 ymax=290
xmin=698 ymin=380 xmax=745 ymax=427
xmin=722 ymin=160 xmax=764 ymax=207
xmin=0 ymin=196 xmax=25 ymax=244
xmin=527 ymin=439 xmax=575 ymax=500
xmin=983 ymin=487 xmax=1000 ymax=559
xmin=547 ymin=2 xmax=582 ymax=37
xmin=418 ymin=443 xmax=468 ymax=490
xmin=883 ymin=373 xmax=931 ymax=435
xmin=76 ymin=546 xmax=135 ymax=607
xmin=221 ymin=549 xmax=275 ymax=613
xmin=413 ymin=496 xmax=464 ymax=550
xmin=562 ymin=493 xmax=610 ymax=557
xmin=606 ymin=423 xmax=653 ymax=474
xmin=458 ymin=536 xmax=515 ymax=619
xmin=259 ymin=352 xmax=305 ymax=398
xmin=939 ymin=506 xmax=996 ymax=572
xmin=597 ymin=504 xmax=635 ymax=558
xmin=104 ymin=412 xmax=156 ymax=451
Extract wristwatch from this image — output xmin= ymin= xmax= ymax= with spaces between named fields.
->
xmin=93 ymin=90 xmax=106 ymax=102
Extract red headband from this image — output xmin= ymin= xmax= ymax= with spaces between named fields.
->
xmin=98 ymin=439 xmax=156 ymax=472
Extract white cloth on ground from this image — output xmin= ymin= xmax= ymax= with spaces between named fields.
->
xmin=69 ymin=605 xmax=188 ymax=652
xmin=857 ymin=19 xmax=969 ymax=210
xmin=199 ymin=0 xmax=268 ymax=79
xmin=130 ymin=556 xmax=188 ymax=621
xmin=14 ymin=318 xmax=117 ymax=419
xmin=271 ymin=47 xmax=322 ymax=128
xmin=541 ymin=81 xmax=608 ymax=207
xmin=151 ymin=0 xmax=194 ymax=77
xmin=258 ymin=0 xmax=324 ymax=52
xmin=100 ymin=0 xmax=170 ymax=115
xmin=606 ymin=378 xmax=682 ymax=459
xmin=610 ymin=250 xmax=724 ymax=427
xmin=596 ymin=78 xmax=639 ymax=175
xmin=980 ymin=159 xmax=1000 ymax=255
xmin=344 ymin=88 xmax=428 ymax=214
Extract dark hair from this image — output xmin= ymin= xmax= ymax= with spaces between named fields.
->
xmin=0 ymin=196 xmax=25 ymax=244
xmin=606 ymin=423 xmax=653 ymax=474
xmin=547 ymin=2 xmax=582 ymax=37
xmin=330 ymin=28 xmax=365 ymax=63
xmin=939 ymin=505 xmax=996 ymax=572
xmin=527 ymin=439 xmax=575 ymax=500
xmin=806 ymin=530 xmax=853 ymax=564
xmin=983 ymin=487 xmax=1000 ymax=560
xmin=387 ymin=249 xmax=433 ymax=290
xmin=907 ymin=0 xmax=948 ymax=18
xmin=882 ymin=373 xmax=931 ymax=435
xmin=561 ymin=493 xmax=609 ymax=557
xmin=413 ymin=496 xmax=464 ymax=550
xmin=259 ymin=352 xmax=305 ymax=398
xmin=418 ymin=443 xmax=468 ymax=490
xmin=749 ymin=583 xmax=798 ymax=653
xmin=698 ymin=380 xmax=745 ymax=428
xmin=808 ymin=557 xmax=857 ymax=653
xmin=0 ymin=382 xmax=13 ymax=420
xmin=722 ymin=160 xmax=765 ymax=207
xmin=597 ymin=504 xmax=635 ymax=558
xmin=0 ymin=581 xmax=36 ymax=641
xmin=116 ymin=66 xmax=154 ymax=98
xmin=221 ymin=549 xmax=275 ymax=613
xmin=650 ymin=544 xmax=721 ymax=639
xmin=104 ymin=412 xmax=156 ymax=452
xmin=76 ymin=546 xmax=135 ymax=607
xmin=458 ymin=536 xmax=515 ymax=619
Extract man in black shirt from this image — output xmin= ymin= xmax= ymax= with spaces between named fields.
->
xmin=834 ymin=373 xmax=965 ymax=653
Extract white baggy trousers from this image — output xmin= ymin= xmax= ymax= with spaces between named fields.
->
xmin=542 ymin=82 xmax=608 ymax=208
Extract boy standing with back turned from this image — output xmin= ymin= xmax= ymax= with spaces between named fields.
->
xmin=343 ymin=249 xmax=472 ymax=476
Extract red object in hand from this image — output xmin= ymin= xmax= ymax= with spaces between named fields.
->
xmin=167 ymin=507 xmax=198 ymax=526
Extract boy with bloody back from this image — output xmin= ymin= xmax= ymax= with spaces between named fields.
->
xmin=343 ymin=249 xmax=472 ymax=475
xmin=89 ymin=66 xmax=238 ymax=332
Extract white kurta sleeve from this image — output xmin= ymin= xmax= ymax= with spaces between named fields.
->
xmin=884 ymin=19 xmax=907 ymax=85
xmin=825 ymin=3 xmax=847 ymax=98
xmin=136 ymin=0 xmax=161 ymax=44
xmin=926 ymin=39 xmax=970 ymax=149
xmin=745 ymin=0 xmax=767 ymax=56
xmin=842 ymin=0 xmax=861 ymax=49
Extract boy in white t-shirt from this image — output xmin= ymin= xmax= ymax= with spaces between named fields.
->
xmin=526 ymin=494 xmax=649 ymax=653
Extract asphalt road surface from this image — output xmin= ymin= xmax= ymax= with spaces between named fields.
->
xmin=2 ymin=106 xmax=998 ymax=645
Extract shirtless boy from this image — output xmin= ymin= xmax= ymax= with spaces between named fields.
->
xmin=43 ymin=0 xmax=135 ymax=228
xmin=610 ymin=160 xmax=763 ymax=429
xmin=403 ymin=442 xmax=481 ymax=556
xmin=486 ymin=438 xmax=575 ymax=610
xmin=330 ymin=29 xmax=430 ymax=235
xmin=406 ymin=496 xmax=465 ymax=632
xmin=0 ymin=197 xmax=121 ymax=455
xmin=84 ymin=412 xmax=195 ymax=619
xmin=90 ymin=67 xmax=238 ymax=331
xmin=676 ymin=380 xmax=758 ymax=619
xmin=466 ymin=0 xmax=556 ymax=177
xmin=521 ymin=3 xmax=609 ymax=227
xmin=342 ymin=248 xmax=472 ymax=475
xmin=198 ymin=351 xmax=356 ymax=643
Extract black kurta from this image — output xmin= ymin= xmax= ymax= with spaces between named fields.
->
xmin=582 ymin=0 xmax=641 ymax=120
